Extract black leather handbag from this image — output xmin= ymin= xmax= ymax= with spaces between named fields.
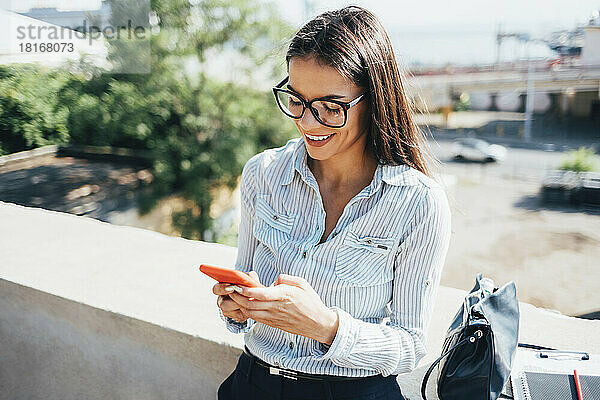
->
xmin=420 ymin=273 xmax=520 ymax=400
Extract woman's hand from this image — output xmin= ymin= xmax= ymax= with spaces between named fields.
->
xmin=227 ymin=274 xmax=339 ymax=345
xmin=213 ymin=271 xmax=261 ymax=323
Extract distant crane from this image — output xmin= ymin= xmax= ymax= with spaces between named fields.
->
xmin=494 ymin=26 xmax=543 ymax=142
xmin=495 ymin=25 xmax=551 ymax=64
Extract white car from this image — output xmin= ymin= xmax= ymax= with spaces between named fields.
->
xmin=451 ymin=138 xmax=507 ymax=162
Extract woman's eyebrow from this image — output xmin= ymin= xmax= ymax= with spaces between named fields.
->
xmin=286 ymin=83 xmax=346 ymax=100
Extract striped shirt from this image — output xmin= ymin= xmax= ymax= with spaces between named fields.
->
xmin=218 ymin=137 xmax=452 ymax=377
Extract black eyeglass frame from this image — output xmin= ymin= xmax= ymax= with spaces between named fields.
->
xmin=272 ymin=76 xmax=368 ymax=128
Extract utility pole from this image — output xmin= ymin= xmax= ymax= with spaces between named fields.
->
xmin=498 ymin=31 xmax=538 ymax=141
xmin=495 ymin=23 xmax=502 ymax=66
xmin=524 ymin=42 xmax=534 ymax=142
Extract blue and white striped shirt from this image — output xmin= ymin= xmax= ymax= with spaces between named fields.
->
xmin=219 ymin=137 xmax=452 ymax=377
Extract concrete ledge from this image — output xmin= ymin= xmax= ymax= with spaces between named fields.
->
xmin=0 ymin=145 xmax=59 ymax=166
xmin=0 ymin=278 xmax=241 ymax=400
xmin=1 ymin=201 xmax=599 ymax=400
xmin=0 ymin=145 xmax=59 ymax=172
xmin=0 ymin=145 xmax=152 ymax=172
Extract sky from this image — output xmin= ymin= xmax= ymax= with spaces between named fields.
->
xmin=5 ymin=0 xmax=600 ymax=66
xmin=282 ymin=0 xmax=599 ymax=31
xmin=279 ymin=0 xmax=600 ymax=65
xmin=2 ymin=0 xmax=102 ymax=12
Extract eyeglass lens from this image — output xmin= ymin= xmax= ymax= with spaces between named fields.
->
xmin=275 ymin=91 xmax=344 ymax=126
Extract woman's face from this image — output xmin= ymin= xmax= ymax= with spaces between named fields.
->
xmin=287 ymin=56 xmax=370 ymax=162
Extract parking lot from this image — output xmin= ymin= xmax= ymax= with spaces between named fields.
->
xmin=431 ymin=140 xmax=600 ymax=318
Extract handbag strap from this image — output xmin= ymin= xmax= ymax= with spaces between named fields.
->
xmin=420 ymin=340 xmax=557 ymax=400
xmin=421 ymin=329 xmax=485 ymax=400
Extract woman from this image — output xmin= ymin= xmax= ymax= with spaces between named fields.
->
xmin=213 ymin=5 xmax=451 ymax=400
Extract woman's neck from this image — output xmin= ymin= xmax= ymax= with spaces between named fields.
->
xmin=308 ymin=144 xmax=378 ymax=192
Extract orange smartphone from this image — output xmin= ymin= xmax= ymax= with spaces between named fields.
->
xmin=199 ymin=264 xmax=265 ymax=288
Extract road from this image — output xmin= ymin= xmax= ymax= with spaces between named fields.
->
xmin=428 ymin=138 xmax=570 ymax=182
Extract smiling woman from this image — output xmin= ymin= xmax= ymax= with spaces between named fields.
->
xmin=213 ymin=5 xmax=451 ymax=400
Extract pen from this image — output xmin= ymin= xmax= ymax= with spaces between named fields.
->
xmin=574 ymin=369 xmax=584 ymax=400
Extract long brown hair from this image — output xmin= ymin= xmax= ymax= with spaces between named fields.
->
xmin=285 ymin=5 xmax=439 ymax=178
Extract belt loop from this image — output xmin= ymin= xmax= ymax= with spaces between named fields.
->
xmin=322 ymin=376 xmax=334 ymax=400
xmin=245 ymin=353 xmax=255 ymax=383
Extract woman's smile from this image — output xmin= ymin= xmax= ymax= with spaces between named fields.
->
xmin=304 ymin=132 xmax=337 ymax=147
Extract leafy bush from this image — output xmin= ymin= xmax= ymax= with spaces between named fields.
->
xmin=0 ymin=64 xmax=70 ymax=155
xmin=558 ymin=147 xmax=599 ymax=173
xmin=454 ymin=93 xmax=471 ymax=111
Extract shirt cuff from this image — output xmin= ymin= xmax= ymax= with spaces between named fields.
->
xmin=310 ymin=306 xmax=357 ymax=361
xmin=218 ymin=308 xmax=255 ymax=334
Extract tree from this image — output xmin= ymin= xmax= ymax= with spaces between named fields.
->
xmin=0 ymin=65 xmax=70 ymax=155
xmin=1 ymin=0 xmax=297 ymax=240
xmin=57 ymin=0 xmax=297 ymax=240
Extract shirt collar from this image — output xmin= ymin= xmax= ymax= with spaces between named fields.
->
xmin=281 ymin=138 xmax=416 ymax=189
xmin=280 ymin=138 xmax=308 ymax=187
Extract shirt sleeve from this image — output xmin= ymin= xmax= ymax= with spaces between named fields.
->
xmin=218 ymin=155 xmax=261 ymax=334
xmin=309 ymin=185 xmax=452 ymax=376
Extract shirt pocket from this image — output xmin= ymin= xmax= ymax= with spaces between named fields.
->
xmin=334 ymin=230 xmax=396 ymax=286
xmin=252 ymin=194 xmax=296 ymax=256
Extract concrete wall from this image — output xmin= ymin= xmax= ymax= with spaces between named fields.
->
xmin=1 ymin=201 xmax=599 ymax=400
xmin=0 ymin=278 xmax=240 ymax=400
xmin=572 ymin=90 xmax=600 ymax=117
xmin=582 ymin=26 xmax=600 ymax=66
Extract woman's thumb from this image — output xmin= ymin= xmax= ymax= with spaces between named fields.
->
xmin=248 ymin=270 xmax=260 ymax=283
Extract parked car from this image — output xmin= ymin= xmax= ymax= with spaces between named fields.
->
xmin=450 ymin=138 xmax=507 ymax=162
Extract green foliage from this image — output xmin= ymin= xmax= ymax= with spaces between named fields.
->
xmin=0 ymin=0 xmax=297 ymax=240
xmin=454 ymin=93 xmax=471 ymax=111
xmin=139 ymin=75 xmax=295 ymax=240
xmin=558 ymin=147 xmax=599 ymax=172
xmin=0 ymin=64 xmax=70 ymax=155
xmin=215 ymin=231 xmax=239 ymax=247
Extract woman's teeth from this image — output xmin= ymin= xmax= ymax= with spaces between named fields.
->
xmin=306 ymin=133 xmax=334 ymax=141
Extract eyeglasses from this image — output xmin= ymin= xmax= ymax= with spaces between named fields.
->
xmin=272 ymin=76 xmax=368 ymax=128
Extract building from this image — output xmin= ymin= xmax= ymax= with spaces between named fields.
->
xmin=16 ymin=1 xmax=112 ymax=32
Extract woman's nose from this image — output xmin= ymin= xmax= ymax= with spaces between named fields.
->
xmin=298 ymin=108 xmax=321 ymax=131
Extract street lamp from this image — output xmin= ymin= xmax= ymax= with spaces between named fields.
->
xmin=524 ymin=41 xmax=535 ymax=142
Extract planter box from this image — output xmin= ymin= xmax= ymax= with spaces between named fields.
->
xmin=540 ymin=170 xmax=580 ymax=204
xmin=572 ymin=172 xmax=600 ymax=206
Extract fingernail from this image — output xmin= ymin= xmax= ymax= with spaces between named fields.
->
xmin=231 ymin=285 xmax=243 ymax=293
xmin=224 ymin=286 xmax=234 ymax=293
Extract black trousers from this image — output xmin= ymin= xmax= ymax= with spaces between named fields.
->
xmin=217 ymin=350 xmax=406 ymax=400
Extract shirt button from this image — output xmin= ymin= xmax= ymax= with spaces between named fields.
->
xmin=289 ymin=342 xmax=294 ymax=349
xmin=425 ymin=279 xmax=431 ymax=286
xmin=272 ymin=215 xmax=278 ymax=221
xmin=302 ymin=251 xmax=307 ymax=258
